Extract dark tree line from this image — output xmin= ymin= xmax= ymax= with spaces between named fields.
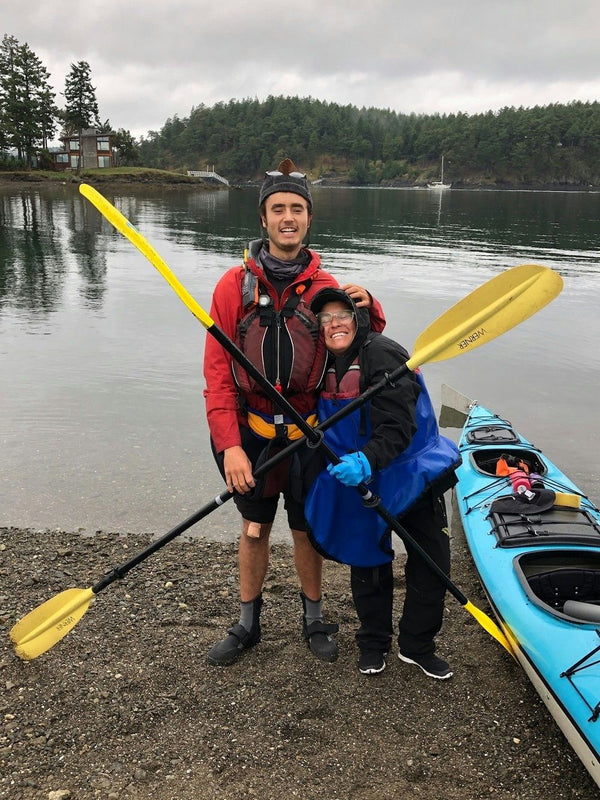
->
xmin=3 ymin=33 xmax=598 ymax=187
xmin=138 ymin=95 xmax=600 ymax=186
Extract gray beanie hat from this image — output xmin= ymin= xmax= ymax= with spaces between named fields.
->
xmin=259 ymin=158 xmax=312 ymax=210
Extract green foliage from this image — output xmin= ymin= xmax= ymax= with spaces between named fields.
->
xmin=0 ymin=153 xmax=26 ymax=171
xmin=97 ymin=118 xmax=112 ymax=133
xmin=137 ymin=96 xmax=600 ymax=186
xmin=36 ymin=149 xmax=54 ymax=170
xmin=61 ymin=60 xmax=101 ymax=174
xmin=0 ymin=34 xmax=57 ymax=165
xmin=0 ymin=37 xmax=137 ymax=173
xmin=2 ymin=40 xmax=598 ymax=188
xmin=63 ymin=61 xmax=99 ymax=132
xmin=113 ymin=128 xmax=141 ymax=166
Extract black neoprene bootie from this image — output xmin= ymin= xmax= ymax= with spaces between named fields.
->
xmin=300 ymin=592 xmax=339 ymax=662
xmin=207 ymin=595 xmax=263 ymax=666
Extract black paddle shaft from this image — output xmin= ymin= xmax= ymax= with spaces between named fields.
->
xmin=209 ymin=326 xmax=461 ymax=602
xmin=208 ymin=325 xmax=366 ymax=480
xmin=91 ymin=362 xmax=412 ymax=593
xmin=92 ymin=329 xmax=459 ymax=602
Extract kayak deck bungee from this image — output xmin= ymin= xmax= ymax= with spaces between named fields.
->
xmin=455 ymin=400 xmax=600 ymax=788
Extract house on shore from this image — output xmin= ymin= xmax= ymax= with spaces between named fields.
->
xmin=53 ymin=128 xmax=116 ymax=170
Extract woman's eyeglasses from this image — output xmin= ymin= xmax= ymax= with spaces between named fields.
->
xmin=317 ymin=310 xmax=355 ymax=327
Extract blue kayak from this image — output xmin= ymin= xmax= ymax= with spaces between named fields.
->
xmin=455 ymin=400 xmax=600 ymax=788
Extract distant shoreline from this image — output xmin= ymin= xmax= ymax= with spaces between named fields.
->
xmin=0 ymin=169 xmax=597 ymax=193
xmin=0 ymin=168 xmax=225 ymax=190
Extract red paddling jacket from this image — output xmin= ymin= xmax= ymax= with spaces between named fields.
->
xmin=203 ymin=240 xmax=385 ymax=453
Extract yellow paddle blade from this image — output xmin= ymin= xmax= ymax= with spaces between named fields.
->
xmin=10 ymin=587 xmax=95 ymax=660
xmin=79 ymin=183 xmax=214 ymax=330
xmin=463 ymin=600 xmax=516 ymax=658
xmin=407 ymin=264 xmax=563 ymax=370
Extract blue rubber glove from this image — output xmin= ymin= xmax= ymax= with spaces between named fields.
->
xmin=327 ymin=451 xmax=372 ymax=487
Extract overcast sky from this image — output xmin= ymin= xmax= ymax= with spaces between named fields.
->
xmin=4 ymin=1 xmax=600 ymax=141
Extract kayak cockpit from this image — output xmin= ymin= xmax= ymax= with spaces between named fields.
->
xmin=465 ymin=423 xmax=521 ymax=446
xmin=515 ymin=551 xmax=600 ymax=623
xmin=468 ymin=446 xmax=547 ymax=478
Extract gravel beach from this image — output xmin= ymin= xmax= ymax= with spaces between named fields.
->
xmin=1 ymin=503 xmax=598 ymax=800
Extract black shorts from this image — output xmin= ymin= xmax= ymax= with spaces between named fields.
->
xmin=211 ymin=425 xmax=308 ymax=532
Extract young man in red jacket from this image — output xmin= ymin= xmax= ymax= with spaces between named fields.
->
xmin=203 ymin=158 xmax=385 ymax=666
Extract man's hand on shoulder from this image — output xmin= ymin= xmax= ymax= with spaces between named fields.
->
xmin=341 ymin=283 xmax=372 ymax=308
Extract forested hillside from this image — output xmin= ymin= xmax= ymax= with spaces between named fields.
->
xmin=138 ymin=96 xmax=600 ymax=187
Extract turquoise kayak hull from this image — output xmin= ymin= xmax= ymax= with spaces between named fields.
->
xmin=456 ymin=403 xmax=600 ymax=788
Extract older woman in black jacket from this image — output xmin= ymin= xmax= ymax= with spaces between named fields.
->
xmin=305 ymin=288 xmax=460 ymax=678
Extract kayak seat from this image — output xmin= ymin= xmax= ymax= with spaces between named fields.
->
xmin=562 ymin=599 xmax=600 ymax=623
xmin=528 ymin=568 xmax=600 ymax=609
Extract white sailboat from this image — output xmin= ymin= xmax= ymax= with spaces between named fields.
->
xmin=428 ymin=155 xmax=451 ymax=190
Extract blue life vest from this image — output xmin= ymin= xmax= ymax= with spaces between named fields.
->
xmin=304 ymin=370 xmax=461 ymax=567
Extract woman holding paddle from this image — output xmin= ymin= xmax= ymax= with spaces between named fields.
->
xmin=304 ymin=288 xmax=461 ymax=678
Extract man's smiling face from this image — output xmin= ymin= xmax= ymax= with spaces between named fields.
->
xmin=261 ymin=192 xmax=312 ymax=260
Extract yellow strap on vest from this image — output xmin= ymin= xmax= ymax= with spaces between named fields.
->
xmin=247 ymin=411 xmax=318 ymax=441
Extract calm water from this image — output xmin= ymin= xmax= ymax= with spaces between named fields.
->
xmin=2 ymin=184 xmax=600 ymax=541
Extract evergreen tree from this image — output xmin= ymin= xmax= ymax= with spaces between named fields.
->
xmin=18 ymin=43 xmax=57 ymax=164
xmin=146 ymin=92 xmax=593 ymax=186
xmin=63 ymin=60 xmax=100 ymax=172
xmin=97 ymin=118 xmax=112 ymax=133
xmin=37 ymin=82 xmax=57 ymax=150
xmin=0 ymin=34 xmax=20 ymax=155
xmin=63 ymin=61 xmax=99 ymax=131
xmin=0 ymin=34 xmax=57 ymax=165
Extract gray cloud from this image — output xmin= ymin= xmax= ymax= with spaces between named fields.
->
xmin=5 ymin=0 xmax=600 ymax=140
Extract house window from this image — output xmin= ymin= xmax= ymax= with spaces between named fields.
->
xmin=97 ymin=156 xmax=111 ymax=168
xmin=56 ymin=153 xmax=69 ymax=163
xmin=70 ymin=155 xmax=79 ymax=168
xmin=69 ymin=139 xmax=79 ymax=151
xmin=97 ymin=137 xmax=110 ymax=151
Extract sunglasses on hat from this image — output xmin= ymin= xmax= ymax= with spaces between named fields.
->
xmin=265 ymin=170 xmax=307 ymax=179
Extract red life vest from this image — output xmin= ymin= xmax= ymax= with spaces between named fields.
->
xmin=322 ymin=361 xmax=361 ymax=400
xmin=232 ymin=270 xmax=327 ymax=399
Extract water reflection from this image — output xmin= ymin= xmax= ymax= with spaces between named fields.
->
xmin=105 ymin=188 xmax=241 ymax=258
xmin=434 ymin=189 xmax=444 ymax=228
xmin=0 ymin=187 xmax=109 ymax=313
xmin=65 ymin=192 xmax=108 ymax=308
xmin=2 ymin=185 xmax=600 ymax=319
xmin=2 ymin=183 xmax=600 ymax=537
xmin=0 ymin=190 xmax=67 ymax=311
